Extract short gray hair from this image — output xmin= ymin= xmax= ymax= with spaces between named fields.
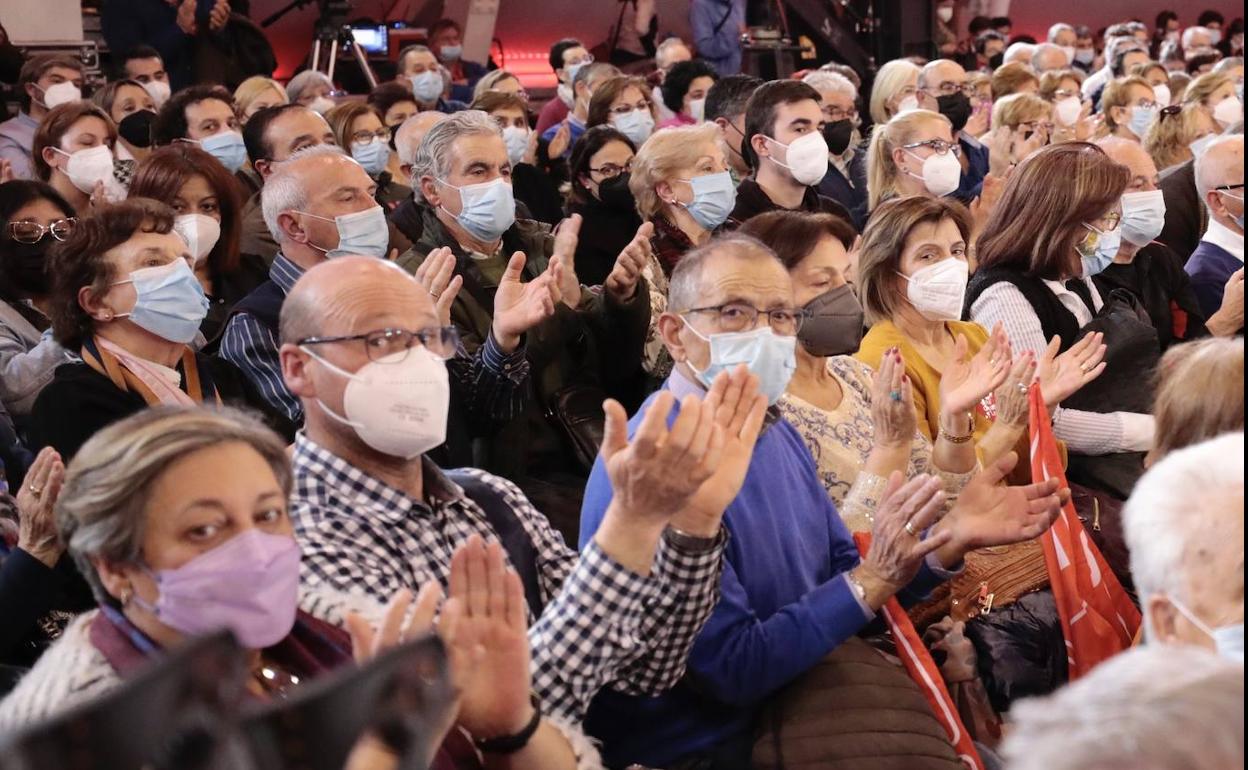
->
xmin=1215 ymin=56 xmax=1245 ymax=75
xmin=1195 ymin=134 xmax=1244 ymax=199
xmin=1124 ymin=432 xmax=1244 ymax=626
xmin=801 ymin=70 xmax=857 ymax=101
xmin=410 ymin=109 xmax=502 ymax=204
xmin=1183 ymin=26 xmax=1213 ymax=50
xmin=261 ymin=143 xmax=349 ymax=242
xmin=667 ymin=234 xmax=781 ymax=313
xmin=656 ymin=37 xmax=691 ymax=71
xmin=56 ymin=406 xmax=293 ymax=608
xmin=286 ymin=70 xmax=333 ymax=104
xmin=1003 ymin=41 xmax=1036 ymax=65
xmin=1047 ymin=22 xmax=1074 ymax=42
xmin=395 ymin=112 xmax=446 ymax=167
xmin=397 ymin=44 xmax=434 ymax=72
xmin=1001 ymin=645 xmax=1244 ymax=770
xmin=577 ymin=61 xmax=620 ymax=92
xmin=1031 ymin=43 xmax=1070 ymax=70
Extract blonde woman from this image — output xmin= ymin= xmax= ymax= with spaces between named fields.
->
xmin=1144 ymin=72 xmax=1232 ymax=170
xmin=990 ymin=61 xmax=1040 ymax=100
xmin=865 ymin=109 xmax=958 ymax=213
xmin=868 ymin=59 xmax=922 ymax=125
xmin=1100 ymin=76 xmax=1160 ymax=141
xmin=1039 ymin=69 xmax=1098 ymax=141
xmin=1147 ymin=337 xmax=1244 ymax=465
xmin=233 ymin=76 xmax=289 ymax=124
xmin=991 ymin=93 xmax=1056 ymax=147
xmin=472 ymin=69 xmax=527 ymax=103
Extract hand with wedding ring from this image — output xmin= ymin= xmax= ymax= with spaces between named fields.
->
xmin=870 ymin=346 xmax=918 ymax=450
xmin=993 ymin=349 xmax=1038 ymax=428
xmin=413 ymin=247 xmax=464 ymax=329
xmin=16 ymin=447 xmax=65 ymax=568
xmin=1036 ymin=332 xmax=1107 ymax=411
xmin=939 ymin=322 xmax=1012 ymax=417
xmin=852 ymin=472 xmax=954 ymax=609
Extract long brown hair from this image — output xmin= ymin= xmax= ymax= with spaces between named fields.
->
xmin=975 ymin=142 xmax=1129 ymax=280
xmin=128 ymin=144 xmax=243 ymax=274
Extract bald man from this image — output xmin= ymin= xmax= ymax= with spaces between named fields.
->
xmin=1094 ymin=137 xmax=1222 ymax=347
xmin=280 ymin=255 xmax=749 ymax=725
xmin=1186 ymin=135 xmax=1245 ymax=333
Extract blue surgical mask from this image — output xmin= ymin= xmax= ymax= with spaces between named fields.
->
xmin=198 ymin=130 xmax=248 ymax=173
xmin=675 ymin=171 xmax=736 ymax=232
xmin=112 ymin=259 xmax=210 ymax=343
xmin=685 ymin=323 xmax=797 ymax=405
xmin=410 ymin=71 xmax=443 ymax=103
xmin=439 ymin=177 xmax=516 ymax=242
xmin=1127 ymin=104 xmax=1157 ymax=139
xmin=299 ymin=205 xmax=390 ymax=258
xmin=502 ymin=126 xmax=530 ymax=166
xmin=439 ymin=45 xmax=462 ymax=63
xmin=1120 ymin=190 xmax=1166 ymax=246
xmin=1220 ymin=190 xmax=1246 ymax=230
xmin=564 ymin=60 xmax=589 ymax=86
xmin=1080 ymin=221 xmax=1121 ymax=277
xmin=351 ymin=139 xmax=391 ymax=177
xmin=611 ymin=108 xmax=655 ymax=146
xmin=1170 ymin=597 xmax=1245 ymax=664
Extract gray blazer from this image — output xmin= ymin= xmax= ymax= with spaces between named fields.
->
xmin=0 ymin=301 xmax=73 ymax=417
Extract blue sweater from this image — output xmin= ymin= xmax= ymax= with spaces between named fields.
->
xmin=578 ymin=370 xmax=951 ymax=767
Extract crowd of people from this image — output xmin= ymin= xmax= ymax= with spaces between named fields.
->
xmin=0 ymin=5 xmax=1243 ymax=769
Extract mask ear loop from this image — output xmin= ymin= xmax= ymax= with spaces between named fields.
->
xmin=299 ymin=346 xmax=368 ymax=430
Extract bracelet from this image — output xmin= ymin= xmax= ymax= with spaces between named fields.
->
xmin=939 ymin=412 xmax=975 ymax=444
xmin=847 ymin=570 xmax=868 ymax=604
xmin=664 ymin=525 xmax=723 ymax=553
xmin=474 ymin=694 xmax=542 ymax=754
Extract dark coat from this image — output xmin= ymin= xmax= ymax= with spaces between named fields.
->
xmin=1093 ymin=242 xmax=1210 ymax=351
xmin=568 ymin=195 xmax=643 ymax=287
xmin=1158 ymin=159 xmax=1206 ymax=262
xmin=728 ymin=178 xmax=854 ymax=228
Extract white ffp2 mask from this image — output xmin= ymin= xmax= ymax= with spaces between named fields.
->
xmin=899 ymin=257 xmax=969 ymax=321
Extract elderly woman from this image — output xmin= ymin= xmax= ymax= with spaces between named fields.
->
xmin=991 ymin=62 xmax=1041 ymax=100
xmin=1039 ymin=69 xmax=1097 ymax=142
xmin=31 ymin=102 xmax=120 ymax=214
xmin=285 ymin=70 xmax=336 ymax=115
xmin=657 ymin=59 xmax=718 ymax=129
xmin=968 ymin=143 xmax=1156 ymax=497
xmin=127 ymin=144 xmax=269 ymax=343
xmin=0 ymin=406 xmax=594 ymax=770
xmin=473 ymin=91 xmax=564 ymax=225
xmin=90 ymin=79 xmax=156 ymax=165
xmin=1100 ymin=76 xmax=1160 ymax=141
xmin=233 ymin=76 xmax=289 ymax=124
xmin=1147 ymin=337 xmax=1244 ymax=465
xmin=868 ymin=59 xmax=922 ymax=126
xmin=1144 ymin=72 xmax=1226 ymax=169
xmin=991 ymin=93 xmax=1056 ymax=148
xmin=27 ymin=198 xmax=294 ymax=461
xmin=587 ymin=75 xmax=657 ymax=147
xmin=630 ymin=123 xmax=735 ymax=276
xmin=324 ymin=101 xmax=411 ymax=209
xmin=567 ymin=126 xmax=641 ymax=287
xmin=472 ymin=69 xmax=527 ymax=103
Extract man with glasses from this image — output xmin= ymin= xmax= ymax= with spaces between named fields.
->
xmin=536 ymin=39 xmax=594 ymax=136
xmin=1187 ymin=134 xmax=1245 ymax=332
xmin=918 ymin=59 xmax=991 ymax=202
xmin=803 ymin=70 xmax=868 ymax=226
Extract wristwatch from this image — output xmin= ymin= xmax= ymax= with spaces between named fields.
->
xmin=846 ymin=570 xmax=868 ymax=604
xmin=475 ymin=694 xmax=542 ymax=755
xmin=663 ymin=525 xmax=724 ymax=553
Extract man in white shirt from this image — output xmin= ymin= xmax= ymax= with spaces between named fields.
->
xmin=1185 ymin=135 xmax=1245 ymax=330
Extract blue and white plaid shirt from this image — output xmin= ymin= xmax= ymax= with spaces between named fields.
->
xmin=289 ymin=433 xmax=727 ymax=721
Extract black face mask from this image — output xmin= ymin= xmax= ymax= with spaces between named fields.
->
xmin=597 ymin=173 xmax=636 ymax=212
xmin=797 ymin=284 xmax=865 ymax=357
xmin=936 ymin=92 xmax=973 ymax=132
xmin=0 ymin=239 xmax=52 ymax=297
xmin=822 ymin=119 xmax=855 ymax=156
xmin=988 ymin=52 xmax=1004 ymax=70
xmin=117 ymin=109 xmax=156 ymax=148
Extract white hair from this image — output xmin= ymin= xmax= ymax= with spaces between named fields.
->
xmin=1001 ymin=645 xmax=1244 ymax=770
xmin=409 ymin=109 xmax=502 ymax=204
xmin=1183 ymin=26 xmax=1213 ymax=50
xmin=655 ymin=37 xmax=692 ymax=71
xmin=1031 ymin=42 xmax=1071 ymax=70
xmin=1047 ymin=22 xmax=1075 ymax=43
xmin=395 ymin=112 xmax=446 ymax=167
xmin=285 ymin=70 xmax=333 ymax=105
xmin=801 ymin=70 xmax=857 ymax=101
xmin=1124 ymin=432 xmax=1245 ymax=621
xmin=1003 ymin=42 xmax=1037 ymax=65
xmin=1215 ymin=56 xmax=1245 ymax=74
xmin=261 ymin=143 xmax=350 ymax=243
xmin=1195 ymin=134 xmax=1244 ymax=198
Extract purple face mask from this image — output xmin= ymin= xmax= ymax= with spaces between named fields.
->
xmin=133 ymin=529 xmax=302 ymax=649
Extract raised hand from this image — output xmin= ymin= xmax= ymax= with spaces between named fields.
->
xmin=964 ymin=101 xmax=990 ymax=138
xmin=993 ymin=350 xmax=1037 ymax=428
xmin=604 ymin=222 xmax=653 ymax=302
xmin=940 ymin=323 xmax=1011 ymax=417
xmin=522 ymin=126 xmax=540 ymax=166
xmin=547 ymin=120 xmax=572 ymax=160
xmin=871 ymin=347 xmax=917 ymax=449
xmin=492 ymin=251 xmax=558 ymax=352
xmin=970 ymin=172 xmax=1005 ymax=243
xmin=16 ymin=447 xmax=65 ymax=568
xmin=1037 ymin=332 xmax=1106 ymax=410
xmin=854 ymin=472 xmax=953 ymax=606
xmin=413 ymin=246 xmax=463 ymax=328
xmin=175 ymin=0 xmax=198 ymax=34
xmin=1211 ymin=268 xmax=1245 ymax=336
xmin=547 ymin=214 xmax=582 ymax=308
xmin=345 ymin=582 xmax=443 ymax=664
xmin=209 ymin=0 xmax=230 ymax=31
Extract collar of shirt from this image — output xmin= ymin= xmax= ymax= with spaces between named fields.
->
xmin=270 ymin=252 xmax=306 ymax=294
xmin=1042 ymin=275 xmax=1103 ymax=325
xmin=16 ymin=112 xmax=38 ymax=130
xmin=666 ymin=365 xmax=706 ymax=399
xmin=1203 ymin=217 xmax=1246 ymax=263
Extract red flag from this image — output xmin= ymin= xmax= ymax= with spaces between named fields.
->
xmin=853 ymin=533 xmax=985 ymax=770
xmin=1028 ymin=383 xmax=1140 ymax=679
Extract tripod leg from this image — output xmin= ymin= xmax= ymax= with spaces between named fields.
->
xmin=312 ymin=38 xmax=322 ymax=73
xmin=350 ymin=40 xmax=379 ymax=90
xmin=327 ymin=43 xmax=337 ymax=82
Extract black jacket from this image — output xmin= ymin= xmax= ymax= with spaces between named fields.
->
xmin=568 ymin=196 xmax=643 ymax=287
xmin=1158 ymin=159 xmax=1206 ymax=262
xmin=1093 ymin=242 xmax=1210 ymax=351
xmin=728 ymin=178 xmax=854 ymax=228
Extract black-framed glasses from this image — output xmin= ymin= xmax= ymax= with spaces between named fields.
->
xmin=299 ymin=326 xmax=461 ymax=362
xmin=350 ymin=127 xmax=391 ymax=145
xmin=589 ymin=161 xmax=632 ymax=178
xmin=7 ymin=218 xmax=77 ymax=244
xmin=822 ymin=105 xmax=859 ymax=121
xmin=1215 ymin=183 xmax=1245 ymax=192
xmin=922 ymin=81 xmax=977 ymax=98
xmin=902 ymin=139 xmax=962 ymax=158
xmin=683 ymin=302 xmax=808 ymax=335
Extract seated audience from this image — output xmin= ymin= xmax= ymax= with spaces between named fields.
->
xmin=540 ymin=62 xmax=622 ymax=160
xmin=567 ymin=126 xmax=642 ymax=286
xmin=991 ymin=61 xmax=1041 ymax=100
xmin=658 ymin=59 xmax=718 ymax=128
xmin=428 ymin=18 xmax=488 ymax=104
xmin=1147 ymin=336 xmax=1244 ymax=466
xmin=866 ymin=109 xmax=961 ymax=215
xmin=393 ymin=45 xmax=466 ymax=115
xmin=324 ymin=101 xmax=411 ymax=210
xmin=475 ymin=91 xmax=565 ymax=225
xmin=1100 ymin=75 xmax=1160 ymax=141
xmin=233 ymin=76 xmax=289 ymax=125
xmin=388 ymin=112 xmax=448 ymax=243
xmin=367 ymin=81 xmax=422 ymax=133
xmin=802 ymin=70 xmax=868 ymax=221
xmin=1144 ymin=71 xmax=1226 ymax=171
xmin=991 ymin=93 xmax=1055 ymax=150
xmin=535 ymin=39 xmax=592 ymax=136
xmin=31 ymin=102 xmax=120 ymax=214
xmin=284 ymin=70 xmax=336 ymax=115
xmin=918 ymin=59 xmax=991 ymax=202
xmin=472 ymin=69 xmax=527 ymax=103
xmin=586 ymin=75 xmax=657 ymax=148
xmin=868 ymin=59 xmax=922 ymax=127
xmin=0 ymin=55 xmax=85 ymax=181
xmin=704 ymin=74 xmax=763 ymax=183
xmin=115 ymin=45 xmax=170 ymax=109
xmin=1185 ymin=134 xmax=1244 ymax=329
xmin=90 ymin=80 xmax=157 ymax=166
xmin=151 ymin=85 xmax=246 ymax=174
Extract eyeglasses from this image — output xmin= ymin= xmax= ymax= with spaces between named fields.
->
xmin=922 ymin=81 xmax=977 ymax=98
xmin=1018 ymin=120 xmax=1055 ymax=134
xmin=902 ymin=139 xmax=962 ymax=158
xmin=822 ymin=105 xmax=859 ymax=121
xmin=1090 ymin=211 xmax=1123 ymax=231
xmin=1133 ymin=99 xmax=1160 ymax=110
xmin=299 ymin=326 xmax=461 ymax=362
xmin=683 ymin=302 xmax=807 ymax=335
xmin=7 ymin=218 xmax=77 ymax=244
xmin=1052 ymin=88 xmax=1080 ymax=100
xmin=609 ymin=102 xmax=650 ymax=116
xmin=589 ymin=161 xmax=632 ymax=178
xmin=350 ymin=127 xmax=392 ymax=145
xmin=1215 ymin=183 xmax=1245 ymax=191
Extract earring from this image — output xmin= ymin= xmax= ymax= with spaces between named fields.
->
xmin=119 ymin=585 xmax=133 ymax=605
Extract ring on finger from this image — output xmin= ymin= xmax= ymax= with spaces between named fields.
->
xmin=889 ymin=390 xmax=903 ymax=402
xmin=904 ymin=519 xmax=919 ymax=537
xmin=28 ymin=485 xmax=42 ymax=496
xmin=1017 ymin=382 xmax=1028 ymax=395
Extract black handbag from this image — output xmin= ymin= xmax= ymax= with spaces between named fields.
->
xmin=545 ymin=383 xmax=607 ymax=473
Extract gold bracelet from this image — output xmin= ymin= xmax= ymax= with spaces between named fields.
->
xmin=939 ymin=411 xmax=975 ymax=444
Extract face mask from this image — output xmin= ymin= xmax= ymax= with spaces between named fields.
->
xmin=767 ymin=132 xmax=829 ymax=186
xmin=896 ymin=94 xmax=921 ymax=114
xmin=988 ymin=52 xmax=1005 ymax=69
xmin=1074 ymin=48 xmax=1096 ymax=65
xmin=1079 ymin=222 xmax=1122 ymax=277
xmin=557 ymin=82 xmax=576 ymax=109
xmin=1169 ymin=597 xmax=1244 ymax=664
xmin=1209 ymin=29 xmax=1223 ymax=46
xmin=497 ymin=126 xmax=528 ymax=166
xmin=1127 ymin=104 xmax=1158 ymax=138
xmin=1120 ymin=190 xmax=1166 ymax=246
xmin=1059 ymin=45 xmax=1077 ymax=65
xmin=1219 ymin=190 xmax=1246 ymax=230
xmin=936 ymin=92 xmax=972 ymax=132
xmin=1 ymin=239 xmax=51 ymax=296
xmin=899 ymin=257 xmax=968 ymax=321
xmin=1190 ymin=133 xmax=1218 ymax=157
xmin=173 ymin=213 xmax=222 ymax=265
xmin=307 ymin=96 xmax=336 ymax=116
xmin=611 ymin=108 xmax=655 ymax=146
xmin=674 ymin=170 xmax=736 ymax=231
xmin=598 ymin=173 xmax=635 ymax=210
xmin=797 ymin=284 xmax=864 ymax=356
xmin=304 ymin=347 xmax=450 ymax=459
xmin=299 ymin=204 xmax=390 ymax=259
xmin=351 ymin=138 xmax=391 ymax=177
xmin=686 ymin=323 xmax=797 ymax=405
xmin=118 ymin=109 xmax=156 ymax=148
xmin=688 ymin=97 xmax=706 ymax=122
xmin=936 ymin=6 xmax=953 ymax=23
xmin=439 ymin=177 xmax=516 ymax=242
xmin=132 ymin=529 xmax=301 ymax=650
xmin=905 ymin=148 xmax=962 ymax=197
xmin=1153 ymin=84 xmax=1171 ymax=106
xmin=142 ymin=79 xmax=172 ymax=109
xmin=439 ymin=44 xmax=463 ymax=63
xmin=410 ymin=71 xmax=443 ymax=104
xmin=1055 ymin=96 xmax=1083 ymax=126
xmin=1165 ymin=30 xmax=1180 ymax=43
xmin=112 ymin=259 xmax=210 ymax=343
xmin=822 ymin=119 xmax=854 ymax=156
xmin=53 ymin=145 xmax=115 ymax=194
xmin=199 ymin=130 xmax=247 ymax=173
xmin=564 ymin=61 xmax=588 ymax=88
xmin=37 ymin=81 xmax=82 ymax=109
xmin=1213 ymin=96 xmax=1244 ymax=129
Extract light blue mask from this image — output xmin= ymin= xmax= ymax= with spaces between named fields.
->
xmin=1171 ymin=597 xmax=1245 ymax=664
xmin=611 ymin=108 xmax=655 ymax=146
xmin=686 ymin=323 xmax=797 ymax=405
xmin=299 ymin=205 xmax=390 ymax=258
xmin=410 ymin=71 xmax=443 ymax=103
xmin=113 ymin=259 xmax=210 ymax=344
xmin=1220 ymin=190 xmax=1246 ymax=230
xmin=351 ymin=139 xmax=391 ymax=177
xmin=1080 ymin=222 xmax=1122 ymax=277
xmin=439 ymin=177 xmax=516 ymax=243
xmin=564 ymin=60 xmax=589 ymax=86
xmin=439 ymin=45 xmax=462 ymax=63
xmin=676 ymin=171 xmax=736 ymax=232
xmin=199 ymin=130 xmax=248 ymax=173
xmin=1127 ymin=104 xmax=1158 ymax=139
